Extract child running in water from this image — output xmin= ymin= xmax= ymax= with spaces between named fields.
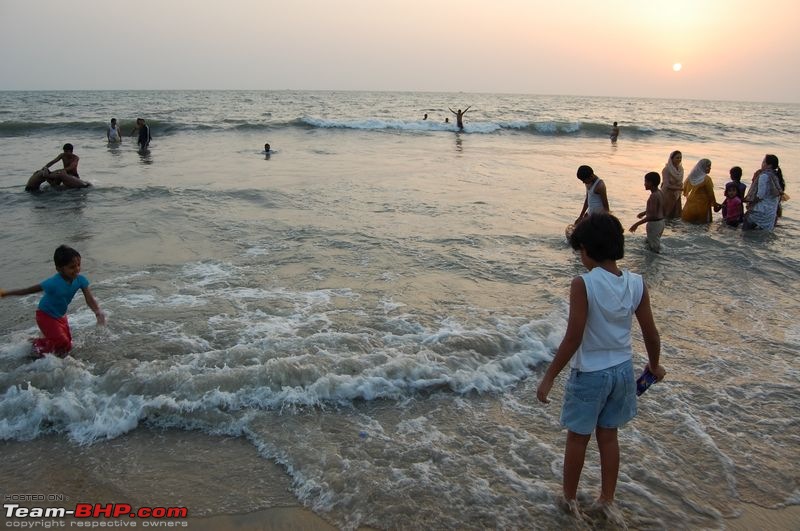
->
xmin=0 ymin=245 xmax=105 ymax=357
xmin=537 ymin=213 xmax=665 ymax=522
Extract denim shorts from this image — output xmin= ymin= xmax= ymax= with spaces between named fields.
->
xmin=560 ymin=359 xmax=637 ymax=435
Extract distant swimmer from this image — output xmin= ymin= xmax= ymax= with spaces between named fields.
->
xmin=610 ymin=121 xmax=620 ymax=143
xmin=130 ymin=118 xmax=151 ymax=149
xmin=107 ymin=118 xmax=122 ymax=143
xmin=264 ymin=142 xmax=271 ymax=159
xmin=449 ymin=106 xmax=472 ymax=130
xmin=423 ymin=113 xmax=428 ymax=120
xmin=445 ymin=117 xmax=450 ymax=123
xmin=25 ymin=143 xmax=92 ymax=192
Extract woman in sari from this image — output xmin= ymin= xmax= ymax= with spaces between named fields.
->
xmin=743 ymin=154 xmax=783 ymax=231
xmin=681 ymin=159 xmax=720 ymax=223
xmin=661 ymin=150 xmax=684 ymax=219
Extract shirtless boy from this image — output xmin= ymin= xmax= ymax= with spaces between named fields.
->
xmin=25 ymin=144 xmax=91 ymax=192
xmin=449 ymin=106 xmax=472 ymax=130
xmin=629 ymin=172 xmax=665 ymax=253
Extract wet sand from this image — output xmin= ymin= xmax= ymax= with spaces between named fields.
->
xmin=2 ymin=429 xmax=797 ymax=530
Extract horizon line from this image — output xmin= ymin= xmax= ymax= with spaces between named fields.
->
xmin=0 ymin=88 xmax=797 ymax=106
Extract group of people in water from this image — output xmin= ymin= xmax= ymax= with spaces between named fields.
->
xmin=575 ymin=151 xmax=788 ymax=253
xmin=659 ymin=151 xmax=786 ymax=231
xmin=25 ymin=118 xmax=152 ymax=192
xmin=22 ymin=114 xmax=788 ymax=245
xmin=421 ymin=105 xmax=472 ymax=129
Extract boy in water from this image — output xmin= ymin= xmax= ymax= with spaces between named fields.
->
xmin=0 ymin=245 xmax=105 ymax=357
xmin=25 ymin=143 xmax=92 ymax=191
xmin=629 ymin=171 xmax=665 ymax=253
xmin=726 ymin=166 xmax=747 ymax=201
xmin=537 ymin=213 xmax=664 ymax=522
xmin=448 ymin=106 xmax=472 ymax=129
xmin=610 ymin=122 xmax=620 ymax=143
xmin=130 ymin=118 xmax=151 ymax=149
xmin=107 ymin=118 xmax=122 ymax=142
xmin=574 ymin=165 xmax=610 ymax=225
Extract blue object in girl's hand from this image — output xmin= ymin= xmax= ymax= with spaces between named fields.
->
xmin=636 ymin=367 xmax=658 ymax=396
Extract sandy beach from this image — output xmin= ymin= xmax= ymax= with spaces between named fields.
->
xmin=2 ymin=428 xmax=798 ymax=530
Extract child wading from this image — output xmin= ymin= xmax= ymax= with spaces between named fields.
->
xmin=629 ymin=171 xmax=666 ymax=253
xmin=0 ymin=245 xmax=105 ymax=357
xmin=536 ymin=213 xmax=665 ymax=522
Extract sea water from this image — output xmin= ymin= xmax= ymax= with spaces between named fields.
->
xmin=0 ymin=90 xmax=798 ymax=529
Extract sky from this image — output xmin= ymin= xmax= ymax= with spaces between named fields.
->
xmin=1 ymin=0 xmax=799 ymax=103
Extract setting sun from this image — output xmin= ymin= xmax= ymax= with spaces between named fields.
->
xmin=673 ymin=63 xmax=683 ymax=72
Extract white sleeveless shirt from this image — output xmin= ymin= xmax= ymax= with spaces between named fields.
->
xmin=570 ymin=267 xmax=644 ymax=372
xmin=586 ymin=178 xmax=605 ymax=214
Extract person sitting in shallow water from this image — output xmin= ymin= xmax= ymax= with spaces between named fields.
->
xmin=25 ymin=143 xmax=92 ymax=192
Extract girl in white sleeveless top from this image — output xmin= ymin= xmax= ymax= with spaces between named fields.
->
xmin=536 ymin=213 xmax=665 ymax=520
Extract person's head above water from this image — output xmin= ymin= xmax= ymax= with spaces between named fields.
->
xmin=576 ymin=165 xmax=594 ymax=182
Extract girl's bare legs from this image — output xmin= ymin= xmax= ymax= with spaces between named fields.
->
xmin=564 ymin=430 xmax=591 ymax=499
xmin=595 ymin=426 xmax=619 ymax=503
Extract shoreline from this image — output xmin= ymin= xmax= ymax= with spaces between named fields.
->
xmin=1 ymin=429 xmax=798 ymax=530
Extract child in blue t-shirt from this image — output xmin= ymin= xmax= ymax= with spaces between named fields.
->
xmin=0 ymin=245 xmax=105 ymax=357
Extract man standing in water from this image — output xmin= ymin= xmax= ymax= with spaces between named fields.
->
xmin=449 ymin=106 xmax=472 ymax=130
xmin=610 ymin=121 xmax=620 ymax=143
xmin=130 ymin=118 xmax=151 ymax=150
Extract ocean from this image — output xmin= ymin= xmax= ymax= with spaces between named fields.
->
xmin=0 ymin=90 xmax=798 ymax=530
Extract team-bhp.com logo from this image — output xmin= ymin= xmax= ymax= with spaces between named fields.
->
xmin=4 ymin=503 xmax=188 ymax=525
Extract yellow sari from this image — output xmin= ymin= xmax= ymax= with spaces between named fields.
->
xmin=681 ymin=175 xmax=717 ymax=223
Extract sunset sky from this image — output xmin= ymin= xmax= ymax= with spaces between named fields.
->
xmin=1 ymin=0 xmax=798 ymax=103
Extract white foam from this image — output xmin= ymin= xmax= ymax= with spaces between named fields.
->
xmin=379 ymin=297 xmax=405 ymax=313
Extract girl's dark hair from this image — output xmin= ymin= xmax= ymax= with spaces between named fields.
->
xmin=765 ymin=154 xmax=785 ymax=191
xmin=729 ymin=166 xmax=742 ymax=180
xmin=569 ymin=213 xmax=625 ymax=261
xmin=54 ymin=245 xmax=81 ymax=267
